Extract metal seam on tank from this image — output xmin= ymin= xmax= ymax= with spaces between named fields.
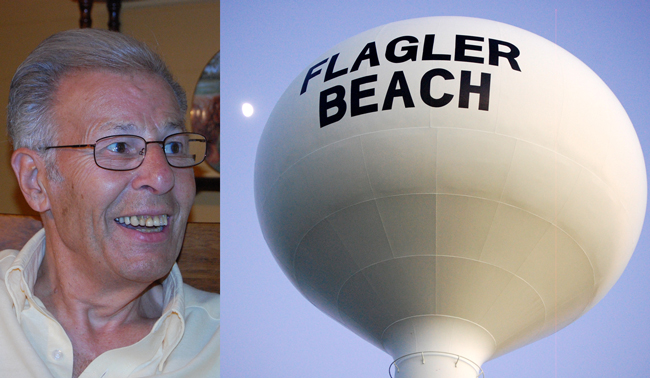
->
xmin=476 ymin=137 xmax=519 ymax=263
xmin=481 ymin=211 xmax=554 ymax=293
xmin=434 ymin=117 xmax=439 ymax=264
xmin=333 ymin=254 xmax=546 ymax=343
xmin=358 ymin=135 xmax=375 ymax=199
xmin=478 ymin=271 xmax=536 ymax=332
xmin=372 ymin=199 xmax=397 ymax=259
xmin=495 ymin=138 xmax=519 ymax=205
xmin=378 ymin=313 xmax=498 ymax=350
xmin=358 ymin=135 xmax=397 ymax=260
xmin=555 ymin=167 xmax=594 ymax=282
xmin=475 ymin=200 xmax=499 ymax=263
xmin=290 ymin=192 xmax=597 ymax=297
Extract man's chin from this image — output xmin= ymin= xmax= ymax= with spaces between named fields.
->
xmin=109 ymin=245 xmax=179 ymax=284
xmin=121 ymin=263 xmax=176 ymax=285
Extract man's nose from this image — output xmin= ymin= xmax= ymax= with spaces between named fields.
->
xmin=131 ymin=143 xmax=175 ymax=193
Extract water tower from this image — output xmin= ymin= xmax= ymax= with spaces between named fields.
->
xmin=255 ymin=17 xmax=646 ymax=377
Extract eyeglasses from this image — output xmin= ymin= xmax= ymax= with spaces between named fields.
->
xmin=42 ymin=132 xmax=207 ymax=171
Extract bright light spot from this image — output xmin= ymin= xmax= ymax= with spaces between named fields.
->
xmin=242 ymin=103 xmax=254 ymax=117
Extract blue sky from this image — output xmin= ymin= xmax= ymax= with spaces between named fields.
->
xmin=220 ymin=1 xmax=650 ymax=376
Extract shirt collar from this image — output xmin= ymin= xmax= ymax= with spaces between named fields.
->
xmin=4 ymin=229 xmax=46 ymax=318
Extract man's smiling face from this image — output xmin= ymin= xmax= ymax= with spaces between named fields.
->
xmin=43 ymin=69 xmax=195 ymax=285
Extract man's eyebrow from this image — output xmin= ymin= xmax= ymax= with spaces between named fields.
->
xmin=101 ymin=122 xmax=137 ymax=133
xmin=165 ymin=119 xmax=186 ymax=133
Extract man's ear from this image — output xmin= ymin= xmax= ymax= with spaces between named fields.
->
xmin=11 ymin=148 xmax=52 ymax=213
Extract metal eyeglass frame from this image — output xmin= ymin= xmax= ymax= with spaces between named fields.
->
xmin=41 ymin=132 xmax=208 ymax=171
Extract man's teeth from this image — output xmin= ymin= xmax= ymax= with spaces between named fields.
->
xmin=116 ymin=214 xmax=168 ymax=227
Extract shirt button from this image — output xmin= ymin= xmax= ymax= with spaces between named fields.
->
xmin=52 ymin=349 xmax=63 ymax=360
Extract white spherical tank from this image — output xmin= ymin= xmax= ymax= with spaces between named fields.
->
xmin=254 ymin=17 xmax=646 ymax=378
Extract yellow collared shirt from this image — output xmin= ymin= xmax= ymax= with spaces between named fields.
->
xmin=0 ymin=229 xmax=220 ymax=378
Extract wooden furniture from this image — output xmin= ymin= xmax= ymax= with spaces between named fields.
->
xmin=0 ymin=214 xmax=219 ymax=293
xmin=77 ymin=0 xmax=123 ymax=32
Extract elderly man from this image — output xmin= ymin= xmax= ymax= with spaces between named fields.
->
xmin=1 ymin=29 xmax=219 ymax=377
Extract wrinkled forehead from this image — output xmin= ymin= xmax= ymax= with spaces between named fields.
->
xmin=52 ymin=69 xmax=186 ymax=141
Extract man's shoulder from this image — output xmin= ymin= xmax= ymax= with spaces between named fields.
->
xmin=182 ymin=284 xmax=220 ymax=321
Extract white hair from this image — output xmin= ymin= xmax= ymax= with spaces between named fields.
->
xmin=7 ymin=28 xmax=187 ymax=151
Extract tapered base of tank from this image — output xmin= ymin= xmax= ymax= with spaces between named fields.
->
xmin=383 ymin=316 xmax=494 ymax=378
